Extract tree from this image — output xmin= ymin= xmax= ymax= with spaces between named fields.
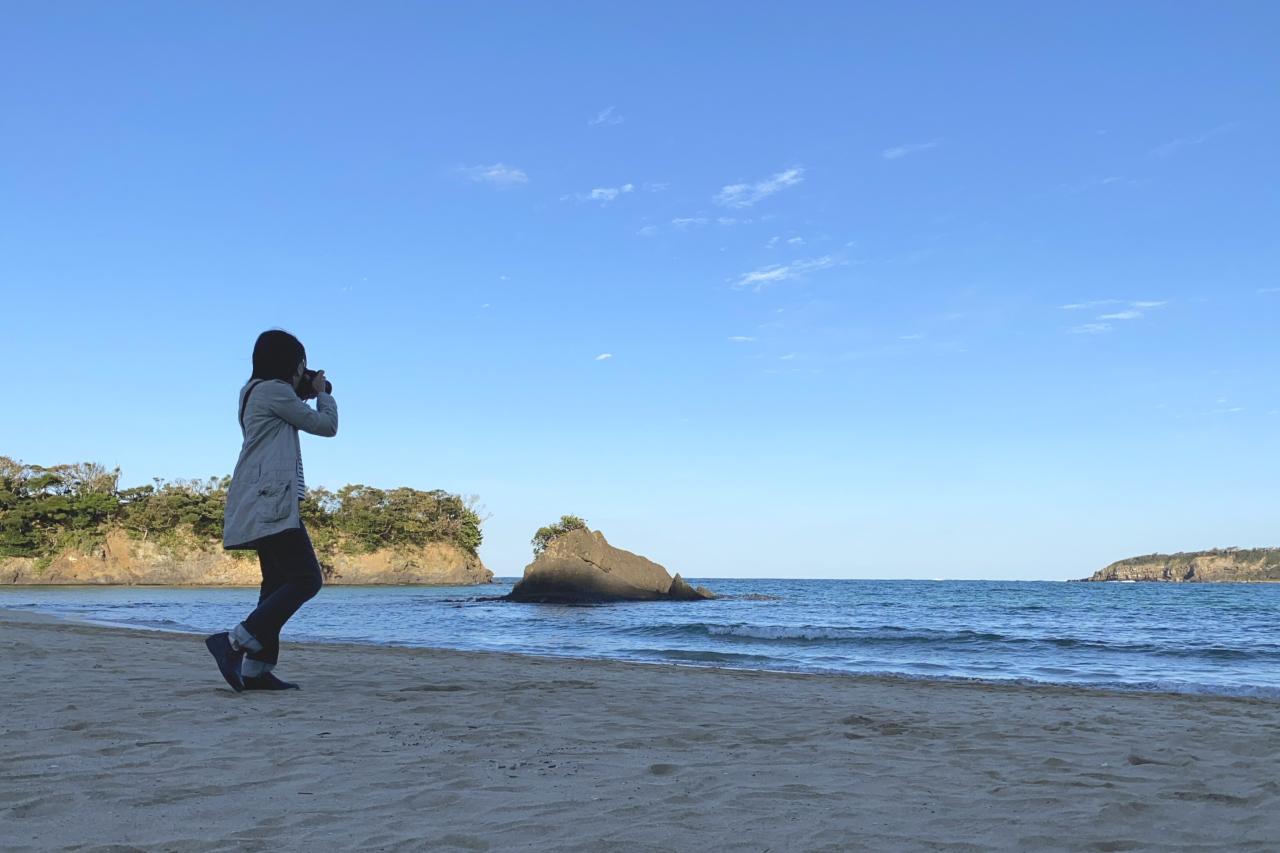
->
xmin=0 ymin=457 xmax=121 ymax=555
xmin=531 ymin=514 xmax=587 ymax=556
xmin=0 ymin=456 xmax=486 ymax=559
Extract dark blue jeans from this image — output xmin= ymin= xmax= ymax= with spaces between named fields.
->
xmin=242 ymin=522 xmax=323 ymax=666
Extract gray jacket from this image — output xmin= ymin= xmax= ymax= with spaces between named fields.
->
xmin=223 ymin=378 xmax=338 ymax=549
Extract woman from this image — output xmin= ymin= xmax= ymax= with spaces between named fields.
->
xmin=205 ymin=329 xmax=338 ymax=692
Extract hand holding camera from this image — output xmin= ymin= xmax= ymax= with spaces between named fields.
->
xmin=296 ymin=369 xmax=332 ymax=400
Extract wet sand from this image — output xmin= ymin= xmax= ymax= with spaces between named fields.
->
xmin=2 ymin=608 xmax=1278 ymax=851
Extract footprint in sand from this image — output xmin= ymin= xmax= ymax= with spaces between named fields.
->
xmin=840 ymin=714 xmax=907 ymax=737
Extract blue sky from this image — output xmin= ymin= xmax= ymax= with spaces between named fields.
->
xmin=3 ymin=3 xmax=1277 ymax=580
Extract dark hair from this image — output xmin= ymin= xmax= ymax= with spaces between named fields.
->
xmin=251 ymin=330 xmax=306 ymax=382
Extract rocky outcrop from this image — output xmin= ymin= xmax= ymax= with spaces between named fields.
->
xmin=507 ymin=528 xmax=714 ymax=603
xmin=0 ymin=528 xmax=493 ymax=586
xmin=668 ymin=573 xmax=713 ymax=601
xmin=1082 ymin=548 xmax=1280 ymax=583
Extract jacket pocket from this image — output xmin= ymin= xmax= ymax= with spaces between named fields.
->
xmin=253 ymin=471 xmax=295 ymax=524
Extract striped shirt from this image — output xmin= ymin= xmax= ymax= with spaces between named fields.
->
xmin=297 ymin=454 xmax=306 ymax=500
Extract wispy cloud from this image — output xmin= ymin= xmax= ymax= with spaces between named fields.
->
xmin=591 ymin=183 xmax=634 ymax=200
xmin=1060 ymin=299 xmax=1124 ymax=310
xmin=1207 ymin=398 xmax=1244 ymax=414
xmin=565 ymin=183 xmax=635 ymax=203
xmin=1063 ymin=300 xmax=1166 ymax=334
xmin=636 ymin=225 xmax=659 ymax=237
xmin=1259 ymin=287 xmax=1280 ymax=294
xmin=460 ymin=163 xmax=528 ymax=187
xmin=882 ymin=139 xmax=942 ymax=160
xmin=728 ymin=335 xmax=756 ymax=343
xmin=715 ymin=167 xmax=804 ymax=208
xmin=1064 ymin=297 xmax=1167 ymax=313
xmin=588 ymin=106 xmax=623 ymax=127
xmin=1063 ymin=175 xmax=1138 ymax=194
xmin=652 ymin=215 xmax=746 ymax=234
xmin=594 ymin=353 xmax=613 ymax=361
xmin=1150 ymin=122 xmax=1238 ymax=157
xmin=733 ymin=255 xmax=837 ymax=291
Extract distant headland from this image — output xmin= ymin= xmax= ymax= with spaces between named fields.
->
xmin=1081 ymin=548 xmax=1280 ymax=583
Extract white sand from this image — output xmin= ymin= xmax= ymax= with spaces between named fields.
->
xmin=2 ymin=608 xmax=1278 ymax=852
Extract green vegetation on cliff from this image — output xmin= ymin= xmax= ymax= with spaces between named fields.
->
xmin=1109 ymin=548 xmax=1279 ymax=571
xmin=0 ymin=456 xmax=485 ymax=560
xmin=531 ymin=514 xmax=587 ymax=556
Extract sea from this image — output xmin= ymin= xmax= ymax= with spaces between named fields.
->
xmin=4 ymin=578 xmax=1279 ymax=699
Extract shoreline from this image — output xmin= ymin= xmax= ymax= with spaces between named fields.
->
xmin=4 ymin=603 xmax=1277 ymax=702
xmin=0 ymin=607 xmax=1201 ymax=699
xmin=5 ymin=608 xmax=1280 ymax=851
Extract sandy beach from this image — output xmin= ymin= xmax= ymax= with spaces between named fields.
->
xmin=2 ymin=608 xmax=1278 ymax=852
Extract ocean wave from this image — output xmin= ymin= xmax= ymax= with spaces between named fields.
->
xmin=628 ymin=648 xmax=778 ymax=664
xmin=621 ymin=622 xmax=1280 ymax=662
xmin=1040 ymin=635 xmax=1271 ymax=660
xmin=707 ymin=624 xmax=1006 ymax=643
xmin=639 ymin=622 xmax=1008 ymax=644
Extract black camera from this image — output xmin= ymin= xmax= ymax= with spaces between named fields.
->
xmin=295 ymin=368 xmax=333 ymax=400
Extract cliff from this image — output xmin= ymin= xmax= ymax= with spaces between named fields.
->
xmin=508 ymin=527 xmax=714 ymax=603
xmin=1 ymin=528 xmax=493 ymax=586
xmin=1082 ymin=548 xmax=1280 ymax=583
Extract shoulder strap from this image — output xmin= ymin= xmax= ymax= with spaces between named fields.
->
xmin=239 ymin=380 xmax=267 ymax=431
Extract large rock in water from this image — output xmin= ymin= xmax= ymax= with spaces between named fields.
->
xmin=1081 ymin=547 xmax=1280 ymax=583
xmin=507 ymin=528 xmax=714 ymax=603
xmin=0 ymin=528 xmax=494 ymax=586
